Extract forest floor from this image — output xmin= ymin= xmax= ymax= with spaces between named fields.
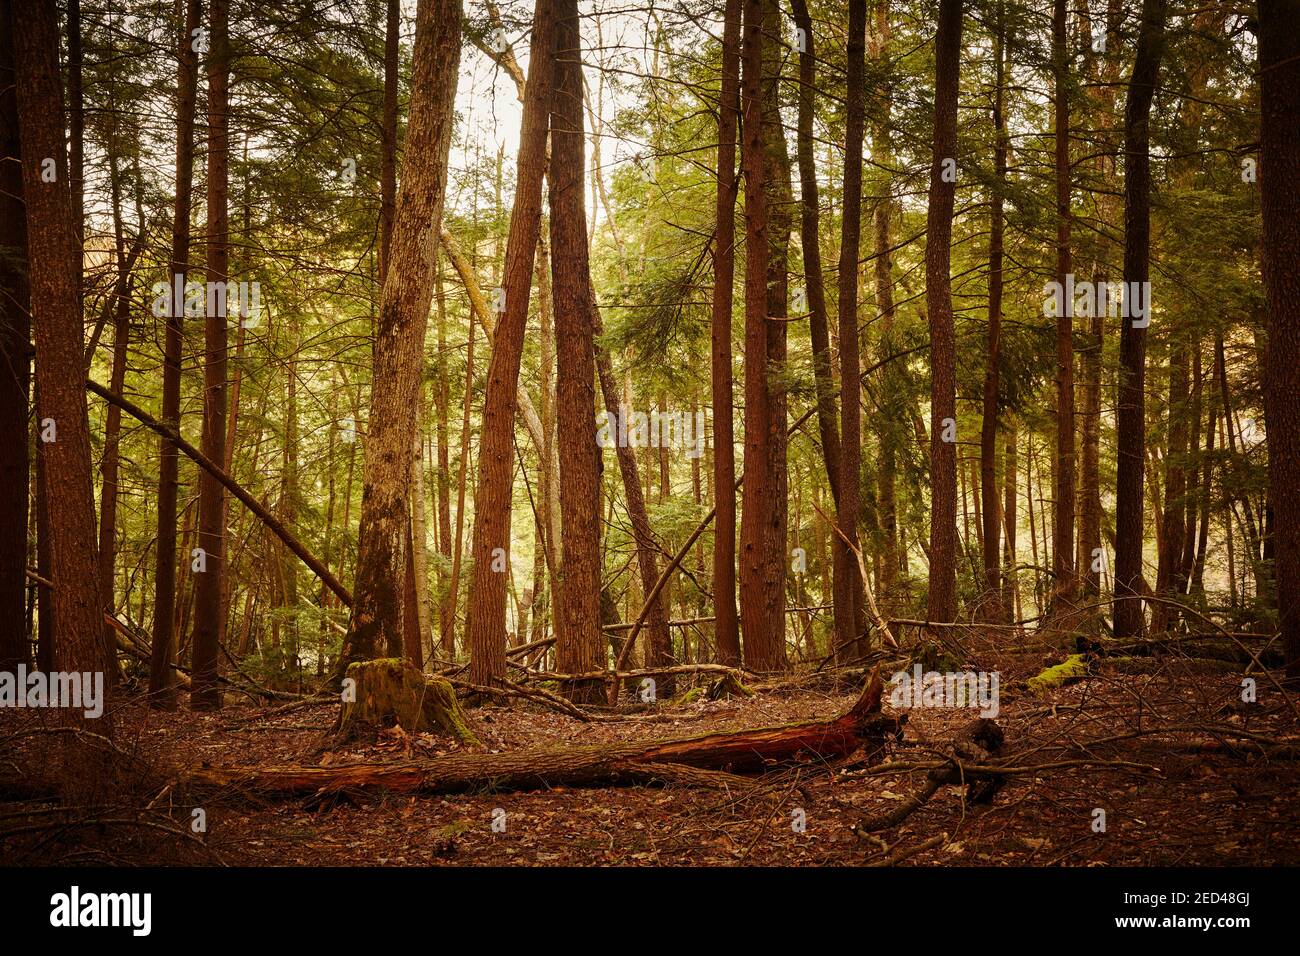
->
xmin=3 ymin=635 xmax=1299 ymax=866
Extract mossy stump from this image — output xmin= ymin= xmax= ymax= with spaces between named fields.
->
xmin=337 ymin=658 xmax=479 ymax=746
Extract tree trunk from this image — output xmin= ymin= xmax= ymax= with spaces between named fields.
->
xmin=13 ymin=0 xmax=113 ymax=789
xmin=738 ymin=0 xmax=786 ymax=672
xmin=924 ymin=0 xmax=963 ymax=625
xmin=790 ymin=0 xmax=841 ymax=510
xmin=1257 ymin=0 xmax=1300 ymax=680
xmin=550 ymin=0 xmax=605 ymax=701
xmin=191 ymin=0 xmax=231 ymax=710
xmin=710 ymin=0 xmax=741 ymax=668
xmin=834 ymin=0 xmax=867 ymax=662
xmin=980 ymin=0 xmax=1007 ymax=622
xmin=1050 ymin=0 xmax=1077 ymax=620
xmin=0 ymin=0 xmax=30 ymax=672
xmin=464 ymin=0 xmax=554 ymax=687
xmin=190 ymin=674 xmax=893 ymax=796
xmin=338 ymin=0 xmax=461 ymax=675
xmin=150 ymin=0 xmax=201 ymax=710
xmin=1113 ymin=0 xmax=1168 ymax=638
xmin=871 ymin=0 xmax=900 ymax=599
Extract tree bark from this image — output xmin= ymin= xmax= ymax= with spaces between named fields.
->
xmin=191 ymin=0 xmax=231 ymax=710
xmin=549 ymin=0 xmax=605 ymax=701
xmin=0 ymin=0 xmax=30 ymax=672
xmin=189 ymin=673 xmax=893 ymax=795
xmin=979 ymin=0 xmax=1007 ymax=622
xmin=1113 ymin=0 xmax=1168 ymax=638
xmin=465 ymin=0 xmax=555 ymax=687
xmin=834 ymin=0 xmax=867 ymax=662
xmin=924 ymin=0 xmax=963 ymax=624
xmin=710 ymin=0 xmax=741 ymax=668
xmin=1257 ymin=0 xmax=1300 ymax=680
xmin=150 ymin=0 xmax=201 ymax=710
xmin=1050 ymin=0 xmax=1077 ymax=619
xmin=738 ymin=0 xmax=786 ymax=672
xmin=13 ymin=0 xmax=113 ymax=786
xmin=338 ymin=0 xmax=461 ymax=675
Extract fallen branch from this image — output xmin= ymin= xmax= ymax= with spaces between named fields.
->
xmin=86 ymin=379 xmax=352 ymax=607
xmin=186 ymin=671 xmax=897 ymax=797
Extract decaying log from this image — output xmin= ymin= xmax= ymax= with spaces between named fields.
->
xmin=186 ymin=671 xmax=897 ymax=797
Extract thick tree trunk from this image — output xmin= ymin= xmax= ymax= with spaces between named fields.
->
xmin=465 ymin=0 xmax=555 ymax=687
xmin=760 ymin=0 xmax=792 ymax=666
xmin=924 ymin=0 xmax=963 ymax=624
xmin=339 ymin=0 xmax=461 ymax=675
xmin=550 ymin=0 xmax=605 ymax=701
xmin=0 ymin=0 xmax=30 ymax=672
xmin=1257 ymin=0 xmax=1300 ymax=680
xmin=13 ymin=0 xmax=113 ymax=788
xmin=737 ymin=0 xmax=786 ymax=672
xmin=1113 ymin=0 xmax=1168 ymax=638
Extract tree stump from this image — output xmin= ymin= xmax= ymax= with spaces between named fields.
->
xmin=336 ymin=658 xmax=479 ymax=746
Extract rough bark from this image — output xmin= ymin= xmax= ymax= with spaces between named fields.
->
xmin=0 ymin=0 xmax=30 ymax=672
xmin=549 ymin=0 xmax=605 ymax=701
xmin=1257 ymin=0 xmax=1300 ymax=680
xmin=979 ymin=0 xmax=1007 ymax=622
xmin=339 ymin=0 xmax=461 ymax=675
xmin=737 ymin=0 xmax=786 ymax=672
xmin=13 ymin=0 xmax=113 ymax=784
xmin=1113 ymin=0 xmax=1167 ymax=638
xmin=464 ymin=0 xmax=555 ymax=687
xmin=191 ymin=0 xmax=231 ymax=710
xmin=190 ymin=673 xmax=893 ymax=795
xmin=924 ymin=0 xmax=963 ymax=624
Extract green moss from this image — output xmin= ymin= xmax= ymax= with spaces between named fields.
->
xmin=1026 ymin=654 xmax=1089 ymax=696
xmin=338 ymin=658 xmax=480 ymax=746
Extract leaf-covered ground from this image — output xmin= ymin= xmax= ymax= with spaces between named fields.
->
xmin=4 ymin=644 xmax=1299 ymax=866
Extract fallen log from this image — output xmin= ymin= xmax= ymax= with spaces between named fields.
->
xmin=185 ymin=670 xmax=897 ymax=797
